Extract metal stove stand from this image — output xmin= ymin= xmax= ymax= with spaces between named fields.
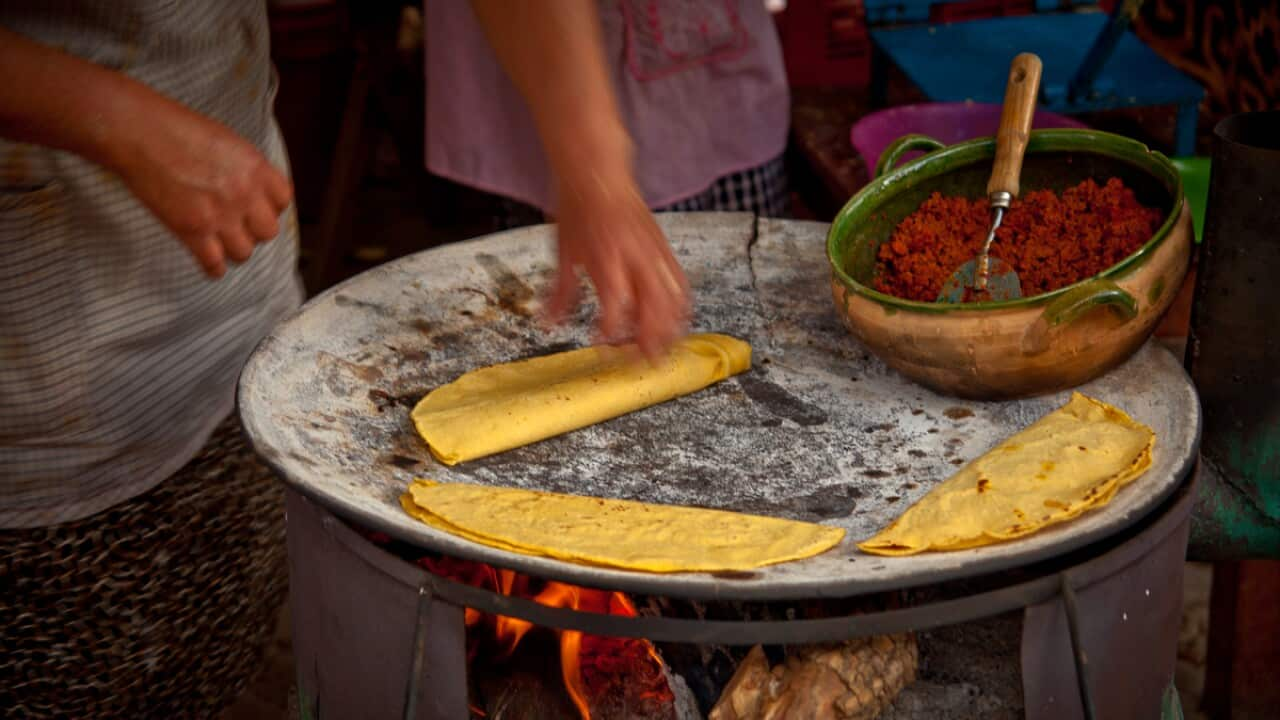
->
xmin=395 ymin=472 xmax=1196 ymax=720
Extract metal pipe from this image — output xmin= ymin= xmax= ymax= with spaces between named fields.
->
xmin=402 ymin=583 xmax=434 ymax=720
xmin=1067 ymin=0 xmax=1142 ymax=102
xmin=1061 ymin=575 xmax=1099 ymax=720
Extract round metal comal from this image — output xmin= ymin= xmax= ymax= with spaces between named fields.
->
xmin=238 ymin=214 xmax=1200 ymax=601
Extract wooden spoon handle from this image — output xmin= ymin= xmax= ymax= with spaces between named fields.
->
xmin=987 ymin=53 xmax=1043 ymax=200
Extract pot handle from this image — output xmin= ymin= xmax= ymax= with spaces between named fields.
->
xmin=874 ymin=135 xmax=947 ymax=178
xmin=1021 ymin=279 xmax=1139 ymax=355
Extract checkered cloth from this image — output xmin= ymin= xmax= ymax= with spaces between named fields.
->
xmin=491 ymin=153 xmax=790 ymax=232
xmin=657 ymin=154 xmax=790 ymax=217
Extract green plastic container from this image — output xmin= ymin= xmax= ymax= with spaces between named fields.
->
xmin=1171 ymin=156 xmax=1210 ymax=243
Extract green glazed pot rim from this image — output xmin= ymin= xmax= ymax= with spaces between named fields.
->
xmin=826 ymin=129 xmax=1186 ymax=313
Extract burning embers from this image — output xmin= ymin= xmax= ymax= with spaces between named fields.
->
xmin=417 ymin=556 xmax=675 ymax=720
xmin=360 ymin=529 xmax=918 ymax=719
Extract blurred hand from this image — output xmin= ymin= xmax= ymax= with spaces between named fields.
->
xmin=115 ymin=101 xmax=292 ymax=278
xmin=545 ymin=171 xmax=690 ymax=360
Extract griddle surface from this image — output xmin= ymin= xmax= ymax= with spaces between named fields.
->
xmin=239 ymin=214 xmax=1199 ymax=600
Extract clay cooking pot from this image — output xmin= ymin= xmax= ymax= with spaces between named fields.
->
xmin=827 ymin=129 xmax=1193 ymax=399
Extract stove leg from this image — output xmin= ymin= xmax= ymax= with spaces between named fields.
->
xmin=1061 ymin=575 xmax=1098 ymax=720
xmin=402 ymin=581 xmax=468 ymax=720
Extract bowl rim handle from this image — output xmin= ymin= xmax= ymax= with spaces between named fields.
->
xmin=874 ymin=134 xmax=948 ymax=178
xmin=1020 ymin=278 xmax=1139 ymax=355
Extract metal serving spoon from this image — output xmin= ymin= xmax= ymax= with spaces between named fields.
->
xmin=938 ymin=52 xmax=1043 ymax=303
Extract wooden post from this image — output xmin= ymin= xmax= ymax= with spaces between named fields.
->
xmin=1202 ymin=560 xmax=1280 ymax=719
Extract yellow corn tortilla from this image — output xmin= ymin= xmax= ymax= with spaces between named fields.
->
xmin=401 ymin=480 xmax=845 ymax=573
xmin=858 ymin=393 xmax=1154 ymax=556
xmin=399 ymin=492 xmax=532 ymax=555
xmin=411 ymin=333 xmax=751 ymax=465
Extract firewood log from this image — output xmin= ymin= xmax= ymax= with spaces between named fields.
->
xmin=710 ymin=635 xmax=918 ymax=720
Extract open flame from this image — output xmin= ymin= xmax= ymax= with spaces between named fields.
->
xmin=419 ymin=556 xmax=672 ymax=719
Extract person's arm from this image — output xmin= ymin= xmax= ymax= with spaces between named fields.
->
xmin=468 ymin=0 xmax=689 ymax=359
xmin=0 ymin=26 xmax=291 ymax=278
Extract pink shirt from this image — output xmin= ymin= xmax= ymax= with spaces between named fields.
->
xmin=425 ymin=1 xmax=790 ymax=213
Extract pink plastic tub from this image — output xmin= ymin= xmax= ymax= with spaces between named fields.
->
xmin=852 ymin=102 xmax=1089 ymax=172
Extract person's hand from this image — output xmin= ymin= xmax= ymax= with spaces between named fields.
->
xmin=0 ymin=27 xmax=291 ymax=278
xmin=546 ymin=170 xmax=690 ymax=361
xmin=113 ymin=99 xmax=292 ymax=278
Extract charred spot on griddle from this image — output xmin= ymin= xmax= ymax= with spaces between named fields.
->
xmin=711 ymin=570 xmax=760 ymax=581
xmin=928 ymin=428 xmax=940 ymax=434
xmin=385 ymin=344 xmax=430 ymax=364
xmin=861 ymin=469 xmax=891 ymax=478
xmin=977 ymin=478 xmax=991 ymax=493
xmin=475 ymin=252 xmax=537 ymax=318
xmin=950 ymin=458 xmax=965 ymax=465
xmin=369 ymin=388 xmax=421 ymax=412
xmin=943 ymin=407 xmax=975 ymax=420
xmin=408 ymin=318 xmax=432 ymax=335
xmin=900 ymin=482 xmax=919 ymax=491
xmin=863 ymin=422 xmax=895 ymax=433
xmin=287 ymin=451 xmax=319 ymax=468
xmin=430 ymin=331 xmax=464 ymax=349
xmin=510 ymin=341 xmax=578 ymax=362
xmin=369 ymin=390 xmax=394 ymax=412
xmin=796 ymin=485 xmax=860 ymax=519
xmin=884 ymin=495 xmax=901 ymax=503
xmin=333 ymin=294 xmax=392 ymax=315
xmin=737 ymin=375 xmax=828 ymax=427
xmin=908 ymin=449 xmax=927 ymax=458
xmin=386 ymin=454 xmax=423 ymax=469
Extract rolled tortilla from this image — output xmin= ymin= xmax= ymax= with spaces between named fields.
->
xmin=411 ymin=333 xmax=751 ymax=465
